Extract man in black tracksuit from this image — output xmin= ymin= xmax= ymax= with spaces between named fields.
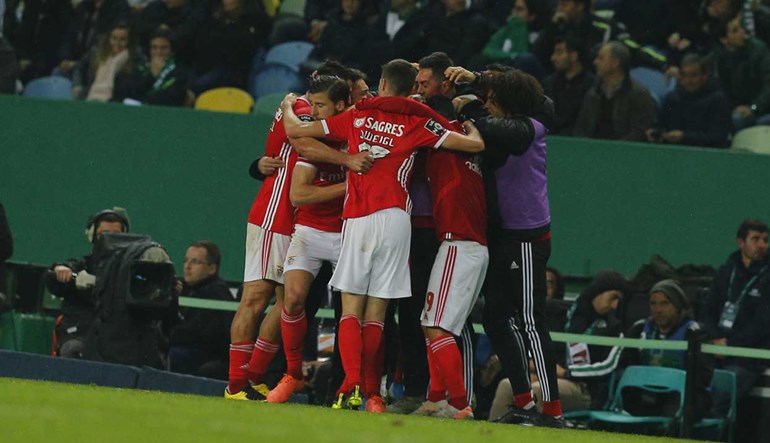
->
xmin=698 ymin=219 xmax=770 ymax=417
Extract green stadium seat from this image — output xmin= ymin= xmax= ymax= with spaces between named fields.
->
xmin=694 ymin=369 xmax=736 ymax=442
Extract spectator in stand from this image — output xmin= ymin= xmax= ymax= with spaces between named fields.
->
xmin=169 ymin=241 xmax=234 ymax=380
xmin=190 ymin=0 xmax=271 ymax=95
xmin=533 ymin=0 xmax=625 ymax=71
xmin=614 ymin=0 xmax=675 ymax=49
xmin=646 ymin=53 xmax=731 ymax=148
xmin=541 ymin=36 xmax=594 ymax=135
xmin=573 ymin=41 xmax=657 ymax=141
xmin=304 ymin=0 xmax=338 ymax=43
xmin=308 ymin=0 xmax=380 ymax=77
xmin=421 ymin=0 xmax=488 ymax=68
xmin=3 ymin=0 xmax=71 ymax=82
xmin=710 ymin=13 xmax=770 ymax=130
xmin=698 ymin=219 xmax=770 ymax=418
xmin=623 ymin=279 xmax=713 ymax=420
xmin=368 ymin=0 xmax=432 ymax=68
xmin=73 ymin=22 xmax=145 ymax=101
xmin=134 ymin=0 xmax=207 ymax=67
xmin=475 ymin=0 xmax=551 ymax=75
xmin=121 ymin=27 xmax=191 ymax=106
xmin=45 ymin=208 xmax=130 ymax=358
xmin=57 ymin=0 xmax=131 ymax=77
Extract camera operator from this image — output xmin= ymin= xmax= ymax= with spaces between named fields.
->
xmin=46 ymin=208 xmax=130 ymax=358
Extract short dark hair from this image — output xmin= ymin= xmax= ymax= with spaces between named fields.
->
xmin=308 ymin=75 xmax=350 ymax=106
xmin=381 ymin=59 xmax=417 ymax=96
xmin=554 ymin=35 xmax=588 ymax=67
xmin=604 ymin=41 xmax=630 ymax=73
xmin=737 ymin=219 xmax=769 ymax=240
xmin=315 ymin=59 xmax=367 ymax=83
xmin=418 ymin=52 xmax=454 ymax=81
xmin=150 ymin=26 xmax=176 ymax=51
xmin=679 ymin=52 xmax=711 ymax=76
xmin=480 ymin=69 xmax=543 ymax=116
xmin=190 ymin=240 xmax=222 ymax=270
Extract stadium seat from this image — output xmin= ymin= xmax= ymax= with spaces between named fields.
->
xmin=582 ymin=366 xmax=687 ymax=434
xmin=250 ymin=63 xmax=305 ymax=100
xmin=253 ymin=92 xmax=286 ymax=117
xmin=194 ymin=87 xmax=255 ymax=114
xmin=630 ymin=67 xmax=675 ymax=108
xmin=264 ymin=41 xmax=314 ymax=72
xmin=23 ymin=76 xmax=74 ymax=100
xmin=694 ymin=369 xmax=736 ymax=442
xmin=731 ymin=126 xmax=770 ymax=154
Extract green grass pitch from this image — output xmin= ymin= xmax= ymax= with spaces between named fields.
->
xmin=0 ymin=377 xmax=695 ymax=442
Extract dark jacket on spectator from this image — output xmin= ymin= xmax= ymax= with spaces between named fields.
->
xmin=193 ymin=11 xmax=271 ymax=81
xmin=656 ymin=81 xmax=731 ymax=148
xmin=422 ymin=6 xmax=489 ymax=68
xmin=310 ymin=7 xmax=378 ymax=73
xmin=541 ymin=69 xmax=595 ymax=135
xmin=533 ymin=13 xmax=625 ymax=70
xmin=699 ymin=251 xmax=770 ymax=369
xmin=59 ymin=0 xmax=130 ymax=62
xmin=564 ymin=292 xmax=624 ymax=410
xmin=573 ymin=75 xmax=657 ymax=141
xmin=3 ymin=0 xmax=71 ymax=79
xmin=118 ymin=58 xmax=190 ymax=106
xmin=369 ymin=6 xmax=432 ymax=69
xmin=170 ymin=275 xmax=233 ymax=361
xmin=711 ymin=37 xmax=770 ymax=115
xmin=135 ymin=0 xmax=207 ymax=67
xmin=46 ymin=255 xmax=98 ymax=342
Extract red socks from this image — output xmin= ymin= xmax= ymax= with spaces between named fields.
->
xmin=247 ymin=337 xmax=279 ymax=385
xmin=425 ymin=338 xmax=446 ymax=402
xmin=337 ymin=315 xmax=362 ymax=393
xmin=281 ymin=308 xmax=307 ymax=380
xmin=362 ymin=320 xmax=384 ymax=398
xmin=430 ymin=334 xmax=468 ymax=410
xmin=228 ymin=341 xmax=254 ymax=393
xmin=542 ymin=399 xmax=563 ymax=417
xmin=514 ymin=391 xmax=535 ymax=410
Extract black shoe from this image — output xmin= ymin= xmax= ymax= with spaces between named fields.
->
xmin=492 ymin=406 xmax=541 ymax=425
xmin=493 ymin=406 xmax=569 ymax=429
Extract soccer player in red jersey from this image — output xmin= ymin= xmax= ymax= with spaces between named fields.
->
xmin=412 ymin=95 xmax=488 ymax=420
xmin=226 ymin=88 xmax=373 ymax=401
xmin=280 ymin=59 xmax=484 ymax=412
xmin=267 ymin=75 xmax=351 ymax=404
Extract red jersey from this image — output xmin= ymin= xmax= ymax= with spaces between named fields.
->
xmin=425 ymin=121 xmax=487 ymax=245
xmin=321 ymin=97 xmax=450 ymax=219
xmin=294 ymin=155 xmax=346 ymax=232
xmin=247 ymin=97 xmax=312 ymax=235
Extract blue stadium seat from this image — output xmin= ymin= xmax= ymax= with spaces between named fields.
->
xmin=253 ymin=92 xmax=286 ymax=117
xmin=695 ymin=369 xmax=736 ymax=442
xmin=264 ymin=41 xmax=314 ymax=72
xmin=630 ymin=67 xmax=675 ymax=108
xmin=250 ymin=63 xmax=305 ymax=100
xmin=23 ymin=76 xmax=74 ymax=100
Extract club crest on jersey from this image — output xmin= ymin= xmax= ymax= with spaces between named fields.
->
xmin=359 ymin=142 xmax=390 ymax=159
xmin=354 ymin=117 xmax=366 ymax=128
xmin=424 ymin=119 xmax=445 ymax=136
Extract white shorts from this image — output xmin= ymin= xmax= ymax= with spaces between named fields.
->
xmin=243 ymin=223 xmax=291 ymax=284
xmin=284 ymin=224 xmax=341 ymax=277
xmin=421 ymin=240 xmax=489 ymax=336
xmin=329 ymin=208 xmax=412 ymax=299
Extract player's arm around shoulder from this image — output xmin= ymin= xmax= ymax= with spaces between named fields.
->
xmin=281 ymin=93 xmax=324 ymax=138
xmin=289 ymin=161 xmax=346 ymax=206
xmin=440 ymin=120 xmax=485 ymax=153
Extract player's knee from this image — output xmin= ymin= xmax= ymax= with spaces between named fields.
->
xmin=240 ymin=283 xmax=273 ymax=314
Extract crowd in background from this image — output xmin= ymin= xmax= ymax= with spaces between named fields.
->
xmin=1 ymin=0 xmax=770 ymax=146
